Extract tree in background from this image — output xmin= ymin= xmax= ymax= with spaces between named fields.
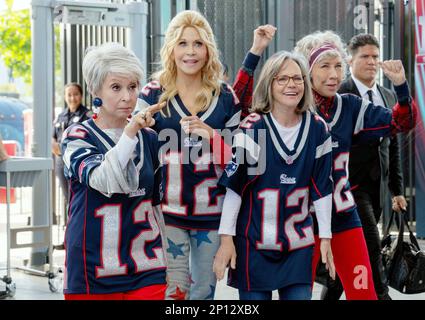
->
xmin=0 ymin=0 xmax=31 ymax=84
xmin=0 ymin=0 xmax=61 ymax=104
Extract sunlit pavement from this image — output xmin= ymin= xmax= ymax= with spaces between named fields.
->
xmin=1 ymin=188 xmax=425 ymax=300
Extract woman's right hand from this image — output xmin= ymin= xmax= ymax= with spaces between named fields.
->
xmin=250 ymin=24 xmax=277 ymax=56
xmin=320 ymin=238 xmax=336 ymax=280
xmin=125 ymin=102 xmax=166 ymax=138
xmin=213 ymin=235 xmax=237 ymax=281
xmin=125 ymin=110 xmax=155 ymax=138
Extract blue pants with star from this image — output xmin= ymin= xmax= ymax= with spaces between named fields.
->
xmin=164 ymin=225 xmax=220 ymax=300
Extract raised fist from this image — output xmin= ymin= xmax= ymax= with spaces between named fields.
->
xmin=250 ymin=24 xmax=277 ymax=56
xmin=379 ymin=60 xmax=406 ymax=86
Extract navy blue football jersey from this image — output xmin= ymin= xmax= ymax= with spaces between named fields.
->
xmin=61 ymin=119 xmax=166 ymax=294
xmin=315 ymin=93 xmax=393 ymax=233
xmin=138 ymin=81 xmax=241 ymax=230
xmin=218 ymin=111 xmax=333 ymax=291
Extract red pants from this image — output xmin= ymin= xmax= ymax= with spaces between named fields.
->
xmin=312 ymin=227 xmax=377 ymax=300
xmin=64 ymin=284 xmax=166 ymax=300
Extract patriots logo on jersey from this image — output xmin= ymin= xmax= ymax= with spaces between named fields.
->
xmin=78 ymin=154 xmax=103 ymax=179
xmin=280 ymin=173 xmax=296 ymax=184
xmin=184 ymin=137 xmax=203 ymax=147
xmin=225 ymin=161 xmax=239 ymax=177
xmin=129 ymin=188 xmax=146 ymax=198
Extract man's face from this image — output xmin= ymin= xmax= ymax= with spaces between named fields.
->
xmin=350 ymin=44 xmax=380 ymax=85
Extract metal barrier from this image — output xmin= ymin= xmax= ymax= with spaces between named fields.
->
xmin=0 ymin=157 xmax=60 ymax=298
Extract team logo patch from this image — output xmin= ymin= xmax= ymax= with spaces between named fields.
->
xmin=184 ymin=137 xmax=203 ymax=147
xmin=225 ymin=161 xmax=239 ymax=177
xmin=280 ymin=173 xmax=296 ymax=184
xmin=129 ymin=188 xmax=146 ymax=198
xmin=93 ymin=154 xmax=103 ymax=162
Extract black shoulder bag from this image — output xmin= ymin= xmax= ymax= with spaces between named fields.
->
xmin=381 ymin=210 xmax=425 ymax=294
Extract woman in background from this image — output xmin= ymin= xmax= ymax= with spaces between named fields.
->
xmin=52 ymin=83 xmax=91 ymax=218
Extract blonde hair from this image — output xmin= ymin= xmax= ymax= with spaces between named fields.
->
xmin=82 ymin=42 xmax=143 ymax=95
xmin=294 ymin=30 xmax=348 ymax=79
xmin=152 ymin=10 xmax=222 ymax=116
xmin=251 ymin=51 xmax=314 ymax=114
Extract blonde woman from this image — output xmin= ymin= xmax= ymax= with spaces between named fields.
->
xmin=213 ymin=51 xmax=335 ymax=300
xmin=138 ymin=10 xmax=243 ymax=300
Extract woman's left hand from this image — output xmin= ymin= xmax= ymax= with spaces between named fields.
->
xmin=379 ymin=60 xmax=406 ymax=86
xmin=180 ymin=116 xmax=214 ymax=139
xmin=320 ymin=238 xmax=335 ymax=280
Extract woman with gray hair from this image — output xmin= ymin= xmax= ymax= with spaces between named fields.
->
xmin=294 ymin=30 xmax=417 ymax=300
xmin=61 ymin=42 xmax=167 ymax=300
xmin=213 ymin=51 xmax=335 ymax=300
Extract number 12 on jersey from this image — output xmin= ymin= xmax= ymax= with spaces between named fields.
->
xmin=255 ymin=188 xmax=314 ymax=252
xmin=94 ymin=200 xmax=165 ymax=278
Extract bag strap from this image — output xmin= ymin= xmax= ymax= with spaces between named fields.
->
xmin=395 ymin=211 xmax=405 ymax=251
xmin=384 ymin=210 xmax=396 ymax=237
xmin=396 ymin=210 xmax=421 ymax=251
xmin=402 ymin=210 xmax=421 ymax=250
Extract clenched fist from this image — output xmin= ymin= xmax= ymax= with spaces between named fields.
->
xmin=379 ymin=60 xmax=406 ymax=86
xmin=250 ymin=24 xmax=277 ymax=56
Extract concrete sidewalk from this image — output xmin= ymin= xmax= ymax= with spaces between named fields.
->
xmin=2 ymin=264 xmax=425 ymax=300
xmin=1 ymin=188 xmax=425 ymax=300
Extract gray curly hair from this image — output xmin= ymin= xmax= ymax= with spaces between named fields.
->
xmin=294 ymin=30 xmax=348 ymax=78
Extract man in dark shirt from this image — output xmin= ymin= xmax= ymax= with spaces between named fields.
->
xmin=320 ymin=34 xmax=407 ymax=300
